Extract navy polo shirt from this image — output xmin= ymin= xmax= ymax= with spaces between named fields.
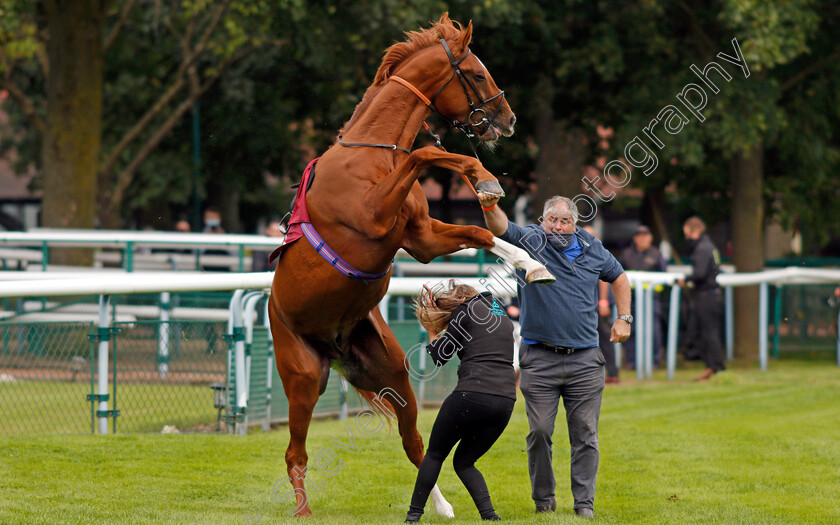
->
xmin=500 ymin=223 xmax=624 ymax=348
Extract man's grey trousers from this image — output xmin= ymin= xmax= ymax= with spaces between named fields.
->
xmin=518 ymin=342 xmax=606 ymax=511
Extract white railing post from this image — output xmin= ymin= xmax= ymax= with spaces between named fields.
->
xmin=759 ymin=282 xmax=769 ymax=371
xmin=666 ymin=285 xmax=681 ymax=380
xmin=634 ymin=279 xmax=645 ymax=380
xmin=235 ymin=291 xmax=263 ymax=435
xmin=243 ymin=291 xmax=267 ymax=416
xmin=227 ymin=290 xmax=248 ymax=435
xmin=379 ymin=294 xmax=390 ymax=323
xmin=97 ymin=295 xmax=111 ymax=434
xmin=644 ymin=286 xmax=654 ymax=379
xmin=158 ymin=292 xmax=170 ymax=378
xmin=339 ymin=376 xmax=349 ymax=421
xmin=264 ymin=299 xmax=273 ymax=430
xmin=725 ymin=285 xmax=734 ymax=361
xmin=418 ymin=347 xmax=427 ymax=407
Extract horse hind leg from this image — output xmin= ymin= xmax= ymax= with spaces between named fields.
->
xmin=268 ymin=307 xmax=322 ymax=517
xmin=344 ymin=310 xmax=455 ymax=518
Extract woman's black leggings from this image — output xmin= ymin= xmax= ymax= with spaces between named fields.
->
xmin=409 ymin=390 xmax=515 ymax=519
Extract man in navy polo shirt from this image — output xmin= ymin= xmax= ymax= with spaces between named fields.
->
xmin=479 ymin=194 xmax=632 ymax=519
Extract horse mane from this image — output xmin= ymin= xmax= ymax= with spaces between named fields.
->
xmin=339 ymin=13 xmax=472 ymax=136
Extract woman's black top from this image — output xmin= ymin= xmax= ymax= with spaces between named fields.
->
xmin=425 ymin=292 xmax=516 ymax=400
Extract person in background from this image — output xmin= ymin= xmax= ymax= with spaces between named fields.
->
xmin=582 ymin=226 xmax=620 ymax=384
xmin=202 ymin=207 xmax=225 ymax=233
xmin=619 ymin=225 xmax=667 ymax=369
xmin=252 ymin=219 xmax=286 ymax=272
xmin=164 ymin=218 xmax=196 ymax=259
xmin=201 ymin=206 xmax=231 ymax=272
xmin=678 ymin=216 xmax=725 ymax=381
xmin=174 ymin=219 xmax=191 ymax=233
xmin=405 ymin=281 xmax=516 ymax=523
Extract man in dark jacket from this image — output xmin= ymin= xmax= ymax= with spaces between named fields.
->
xmin=619 ymin=225 xmax=667 ymax=369
xmin=679 ymin=216 xmax=725 ymax=380
xmin=479 ymin=193 xmax=632 ymax=519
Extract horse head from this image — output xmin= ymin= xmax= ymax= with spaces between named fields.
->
xmin=377 ymin=13 xmax=516 ymax=144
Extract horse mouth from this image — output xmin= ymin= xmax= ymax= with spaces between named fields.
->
xmin=479 ymin=123 xmax=513 ymax=142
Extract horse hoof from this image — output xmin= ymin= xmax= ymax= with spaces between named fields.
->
xmin=475 ymin=180 xmax=505 ymax=197
xmin=434 ymin=501 xmax=455 ymax=518
xmin=526 ymin=268 xmax=556 ymax=285
xmin=295 ymin=506 xmax=313 ymax=517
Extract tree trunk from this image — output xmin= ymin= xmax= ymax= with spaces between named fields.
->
xmin=531 ymin=75 xmax=586 ymax=219
xmin=731 ymin=145 xmax=764 ymax=358
xmin=41 ymin=0 xmax=105 ymax=263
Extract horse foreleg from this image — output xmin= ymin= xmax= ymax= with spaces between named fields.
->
xmin=488 ymin=237 xmax=555 ymax=284
xmin=269 ymin=305 xmax=322 ymax=517
xmin=362 ymin=146 xmax=502 ymax=238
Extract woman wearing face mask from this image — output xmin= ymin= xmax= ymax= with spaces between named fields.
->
xmin=405 ymin=281 xmax=516 ymax=523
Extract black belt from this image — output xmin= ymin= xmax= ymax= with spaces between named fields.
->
xmin=533 ymin=342 xmax=594 ymax=355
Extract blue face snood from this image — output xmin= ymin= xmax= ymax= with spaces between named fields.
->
xmin=547 ymin=232 xmax=576 ymax=251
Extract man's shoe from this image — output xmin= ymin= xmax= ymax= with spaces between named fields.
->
xmin=535 ymin=500 xmax=557 ymax=513
xmin=575 ymin=508 xmax=594 ymax=519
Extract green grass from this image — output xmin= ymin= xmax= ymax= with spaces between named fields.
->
xmin=1 ymin=361 xmax=839 ymax=524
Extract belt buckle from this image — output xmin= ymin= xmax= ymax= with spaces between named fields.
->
xmin=547 ymin=344 xmax=573 ymax=354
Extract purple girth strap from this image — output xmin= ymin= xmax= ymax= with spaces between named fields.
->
xmin=300 ymin=222 xmax=390 ymax=284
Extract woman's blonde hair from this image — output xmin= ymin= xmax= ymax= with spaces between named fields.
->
xmin=413 ymin=280 xmax=480 ymax=334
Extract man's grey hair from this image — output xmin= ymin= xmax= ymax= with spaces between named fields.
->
xmin=542 ymin=196 xmax=578 ymax=224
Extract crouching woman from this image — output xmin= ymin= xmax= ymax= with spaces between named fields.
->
xmin=405 ymin=281 xmax=517 ymax=522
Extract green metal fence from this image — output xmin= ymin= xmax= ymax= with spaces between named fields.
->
xmin=770 ymin=283 xmax=840 ymax=359
xmin=110 ymin=319 xmax=228 ymax=433
xmin=0 ymin=321 xmax=96 ymax=434
xmin=1 ymin=292 xmax=457 ymax=435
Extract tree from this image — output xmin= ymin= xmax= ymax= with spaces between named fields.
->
xmin=1 ymin=0 xmax=275 ymax=248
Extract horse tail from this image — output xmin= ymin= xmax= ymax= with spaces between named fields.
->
xmin=349 ymin=386 xmax=397 ymax=429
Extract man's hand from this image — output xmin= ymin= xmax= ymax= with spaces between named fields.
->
xmin=610 ymin=319 xmax=631 ymax=343
xmin=677 ymin=279 xmax=686 ymax=287
xmin=478 ymin=192 xmax=501 ymax=209
xmin=478 ymin=192 xmax=509 ymax=237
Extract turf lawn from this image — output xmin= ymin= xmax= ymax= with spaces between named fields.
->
xmin=1 ymin=360 xmax=839 ymax=524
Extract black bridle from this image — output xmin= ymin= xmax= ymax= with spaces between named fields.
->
xmin=429 ymin=38 xmax=506 ymax=139
xmin=337 ymin=38 xmax=507 ymax=153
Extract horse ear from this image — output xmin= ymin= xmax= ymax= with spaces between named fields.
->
xmin=459 ymin=20 xmax=473 ymax=49
xmin=439 ymin=12 xmax=451 ymax=25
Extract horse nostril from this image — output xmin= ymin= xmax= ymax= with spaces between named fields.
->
xmin=509 ymin=115 xmax=516 ymax=130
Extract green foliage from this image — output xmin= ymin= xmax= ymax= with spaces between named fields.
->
xmin=2 ymin=0 xmax=840 ymax=248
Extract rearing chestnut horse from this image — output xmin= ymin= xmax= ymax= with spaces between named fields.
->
xmin=269 ymin=14 xmax=552 ymax=517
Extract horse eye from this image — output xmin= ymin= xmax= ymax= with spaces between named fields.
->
xmin=474 ymin=74 xmax=486 ymax=82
